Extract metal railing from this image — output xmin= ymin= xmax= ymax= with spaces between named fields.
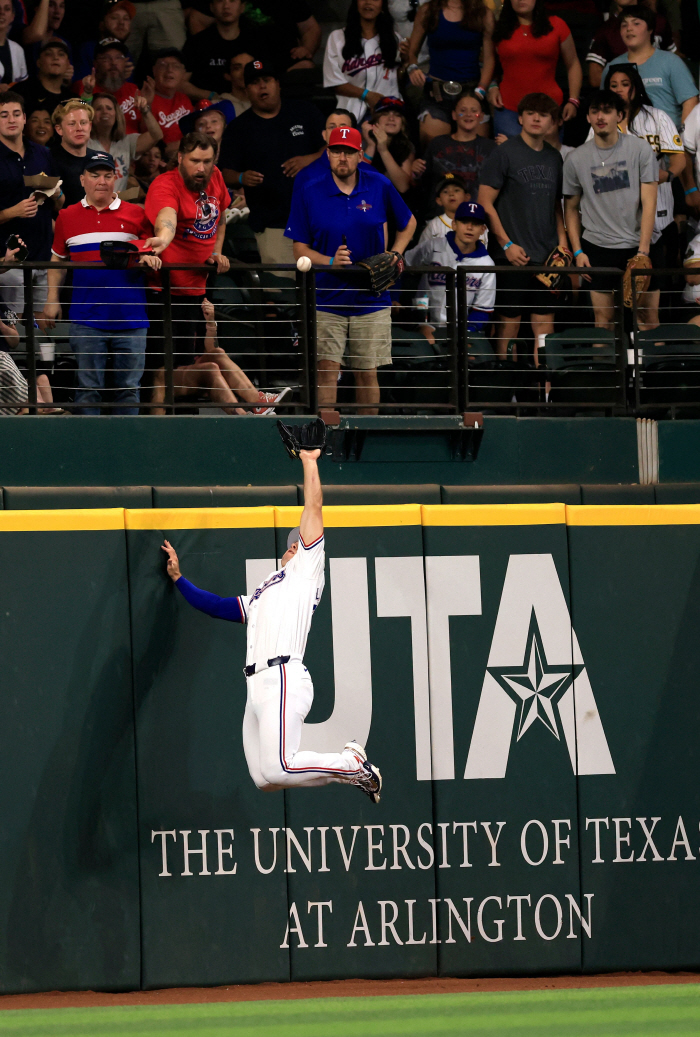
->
xmin=2 ymin=260 xmax=700 ymax=417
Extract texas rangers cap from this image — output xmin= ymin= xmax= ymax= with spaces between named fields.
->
xmin=373 ymin=95 xmax=405 ymax=116
xmin=455 ymin=201 xmax=487 ymax=224
xmin=84 ymin=150 xmax=117 ymax=171
xmin=243 ymin=58 xmax=277 ymax=86
xmin=287 ymin=527 xmax=301 ymax=550
xmin=328 ymin=126 xmax=362 ymax=151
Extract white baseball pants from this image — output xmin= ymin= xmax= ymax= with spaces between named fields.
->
xmin=242 ymin=660 xmax=363 ymax=790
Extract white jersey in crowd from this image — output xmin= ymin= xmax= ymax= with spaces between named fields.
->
xmin=323 ymin=29 xmax=401 ymax=123
xmin=418 ymin=212 xmax=489 ymax=248
xmin=405 ymin=235 xmax=496 ymax=326
xmin=239 ymin=532 xmax=325 ymax=669
xmin=682 ymin=104 xmax=700 ymax=228
xmin=585 ymin=107 xmax=682 ymax=240
xmin=0 ymin=39 xmax=27 ymax=86
xmin=0 ymin=351 xmax=27 ymax=415
xmin=682 ymin=229 xmax=700 ymax=304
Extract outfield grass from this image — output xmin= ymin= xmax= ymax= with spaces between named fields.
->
xmin=1 ymin=983 xmax=699 ymax=1036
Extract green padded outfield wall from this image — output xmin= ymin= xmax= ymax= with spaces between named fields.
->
xmin=1 ymin=502 xmax=700 ymax=991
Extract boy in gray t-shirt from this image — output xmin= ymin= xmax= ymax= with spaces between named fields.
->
xmin=563 ymin=89 xmax=658 ymax=329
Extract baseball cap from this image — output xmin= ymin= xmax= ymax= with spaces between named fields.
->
xmin=39 ymin=37 xmax=69 ymax=55
xmin=95 ymin=37 xmax=129 ymax=56
xmin=152 ymin=47 xmax=185 ymax=65
xmin=435 ymin=172 xmax=466 ymax=194
xmin=373 ymin=95 xmax=405 ymax=116
xmin=455 ymin=201 xmax=487 ymax=224
xmin=243 ymin=58 xmax=277 ymax=86
xmin=287 ymin=527 xmax=301 ymax=550
xmin=328 ymin=126 xmax=362 ymax=151
xmin=84 ymin=150 xmax=117 ymax=171
xmin=103 ymin=0 xmax=136 ymax=16
xmin=179 ymin=98 xmax=236 ymax=135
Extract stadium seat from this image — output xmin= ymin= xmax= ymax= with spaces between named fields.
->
xmin=313 ymin=484 xmax=441 ymax=505
xmin=543 ymin=328 xmax=619 ymax=406
xmin=384 ymin=325 xmax=449 ymax=408
xmin=3 ymin=486 xmax=153 ymax=509
xmin=636 ymin=324 xmax=700 ymax=408
xmin=580 ymin=484 xmax=656 ymax=504
xmin=153 ymin=486 xmax=298 ymax=507
xmin=441 ymin=484 xmax=582 ymax=504
xmin=466 ymin=335 xmax=539 ymax=407
xmin=654 ymin=483 xmax=700 ymax=504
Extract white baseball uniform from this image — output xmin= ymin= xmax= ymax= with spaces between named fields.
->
xmin=176 ymin=530 xmax=364 ymax=790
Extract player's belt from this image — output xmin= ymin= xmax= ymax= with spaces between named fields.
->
xmin=244 ymin=655 xmax=291 ymax=677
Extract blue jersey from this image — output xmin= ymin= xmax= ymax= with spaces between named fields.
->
xmin=285 ymin=164 xmax=412 ymax=315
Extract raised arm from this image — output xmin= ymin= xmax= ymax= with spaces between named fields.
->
xmin=299 ymin=450 xmax=323 ymax=545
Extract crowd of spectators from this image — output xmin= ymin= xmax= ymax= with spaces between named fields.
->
xmin=0 ymin=0 xmax=700 ymax=414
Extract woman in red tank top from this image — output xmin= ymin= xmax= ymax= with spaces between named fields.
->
xmin=488 ymin=0 xmax=581 ymax=139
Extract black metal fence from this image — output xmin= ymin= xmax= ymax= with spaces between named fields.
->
xmin=3 ymin=260 xmax=700 ymax=416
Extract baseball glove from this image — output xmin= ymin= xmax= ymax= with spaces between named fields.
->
xmin=100 ymin=239 xmax=155 ymax=270
xmin=277 ymin=417 xmax=326 ymax=460
xmin=535 ymin=245 xmax=573 ymax=291
xmin=358 ymin=251 xmax=405 ymax=295
xmin=623 ymin=253 xmax=652 ymax=307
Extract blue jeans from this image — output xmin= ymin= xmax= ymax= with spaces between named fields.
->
xmin=70 ymin=324 xmax=147 ymax=415
xmin=492 ymin=106 xmax=522 ymax=138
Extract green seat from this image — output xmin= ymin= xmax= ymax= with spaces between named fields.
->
xmin=636 ymin=325 xmax=700 ymax=409
xmin=543 ymin=328 xmax=619 ymax=406
xmin=153 ymin=486 xmax=298 ymax=508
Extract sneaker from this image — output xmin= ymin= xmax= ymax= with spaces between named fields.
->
xmin=252 ymin=386 xmax=291 ymax=415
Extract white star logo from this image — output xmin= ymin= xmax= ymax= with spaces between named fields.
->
xmin=487 ymin=611 xmax=583 ymax=742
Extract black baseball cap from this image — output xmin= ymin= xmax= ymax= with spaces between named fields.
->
xmin=152 ymin=47 xmax=184 ymax=65
xmin=39 ymin=37 xmax=69 ymax=55
xmin=95 ymin=37 xmax=129 ymax=56
xmin=84 ymin=150 xmax=117 ymax=171
xmin=243 ymin=58 xmax=277 ymax=86
xmin=435 ymin=173 xmax=466 ymax=194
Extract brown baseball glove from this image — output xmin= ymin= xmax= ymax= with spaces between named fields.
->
xmin=358 ymin=251 xmax=405 ymax=295
xmin=535 ymin=245 xmax=572 ymax=291
xmin=623 ymin=252 xmax=652 ymax=307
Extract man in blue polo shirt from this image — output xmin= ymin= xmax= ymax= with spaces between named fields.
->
xmin=43 ymin=151 xmax=162 ymax=415
xmin=285 ymin=125 xmax=416 ymax=413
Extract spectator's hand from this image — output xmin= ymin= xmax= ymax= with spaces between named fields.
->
xmin=63 ymin=63 xmax=74 ymax=85
xmin=3 ymin=237 xmax=25 ymax=262
xmin=0 ymin=84 xmax=10 ymax=95
xmin=495 ymin=132 xmax=508 ymax=145
xmin=140 ymin=77 xmax=156 ymax=105
xmin=408 ymin=67 xmax=425 ymax=87
xmin=487 ymin=84 xmax=503 ymax=109
xmin=207 ymin=251 xmax=230 ymax=273
xmin=420 ymin=323 xmax=436 ymax=346
xmin=290 ymin=45 xmax=313 ymax=61
xmin=82 ymin=69 xmax=96 ymax=95
xmin=411 ymin=157 xmax=426 ymax=180
xmin=399 ymin=37 xmax=410 ymax=59
xmin=575 ymin=250 xmax=592 ymax=282
xmin=562 ymin=101 xmax=577 ymax=122
xmin=41 ymin=302 xmax=61 ymax=327
xmin=240 ymin=169 xmax=264 ymax=187
xmin=139 ymin=254 xmax=162 ymax=270
xmin=504 ymin=243 xmax=529 ymax=266
xmin=201 ymin=297 xmax=216 ymax=323
xmin=161 ymin=539 xmax=181 ymax=581
xmin=373 ymin=124 xmax=389 ymax=149
xmin=9 ymin=197 xmax=38 ymax=220
xmin=365 ymin=90 xmax=383 ymax=109
xmin=143 ymin=235 xmax=169 ymax=254
xmin=332 ymin=243 xmax=352 ymax=266
xmin=281 ymin=155 xmax=308 ymax=177
xmin=124 ymin=57 xmax=135 ymax=80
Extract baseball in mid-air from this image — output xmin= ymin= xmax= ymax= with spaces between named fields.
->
xmin=296 ymin=256 xmax=312 ymax=272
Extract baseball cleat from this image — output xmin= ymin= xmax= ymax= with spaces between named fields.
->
xmin=253 ymin=386 xmax=292 ymax=415
xmin=357 ymin=760 xmax=382 ymax=804
xmin=343 ymin=739 xmax=367 ymax=764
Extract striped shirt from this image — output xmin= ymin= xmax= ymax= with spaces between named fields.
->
xmin=51 ymin=196 xmax=151 ymax=330
xmin=0 ymin=352 xmax=27 ymax=415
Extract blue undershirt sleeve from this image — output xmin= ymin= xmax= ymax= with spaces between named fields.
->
xmin=175 ymin=576 xmax=245 ymax=623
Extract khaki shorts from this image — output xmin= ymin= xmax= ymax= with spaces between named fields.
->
xmin=316 ymin=307 xmax=392 ymax=370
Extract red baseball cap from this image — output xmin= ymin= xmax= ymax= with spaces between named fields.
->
xmin=328 ymin=126 xmax=362 ymax=151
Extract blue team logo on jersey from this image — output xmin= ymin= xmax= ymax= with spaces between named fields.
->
xmin=428 ymin=263 xmax=446 ymax=287
xmin=185 ymin=194 xmax=220 ymax=241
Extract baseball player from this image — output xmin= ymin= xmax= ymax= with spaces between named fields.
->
xmin=160 ymin=449 xmax=382 ymax=802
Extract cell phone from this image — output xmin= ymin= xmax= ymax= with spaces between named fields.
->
xmin=6 ymin=235 xmax=28 ymax=262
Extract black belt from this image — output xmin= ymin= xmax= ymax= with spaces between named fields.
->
xmin=244 ymin=655 xmax=290 ymax=677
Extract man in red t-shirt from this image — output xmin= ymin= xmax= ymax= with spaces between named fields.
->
xmin=76 ymin=38 xmax=143 ymax=133
xmin=142 ymin=47 xmax=194 ymax=157
xmin=144 ymin=130 xmax=230 ymax=372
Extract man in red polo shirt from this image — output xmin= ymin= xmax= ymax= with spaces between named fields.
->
xmin=77 ymin=38 xmax=143 ymax=132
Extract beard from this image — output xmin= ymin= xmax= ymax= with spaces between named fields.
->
xmin=181 ymin=167 xmax=213 ymax=193
xmin=100 ymin=72 xmax=124 ymax=93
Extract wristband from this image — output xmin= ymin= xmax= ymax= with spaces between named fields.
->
xmin=407 ymin=63 xmax=419 ymax=73
xmin=573 ymin=249 xmax=583 ymax=257
xmin=502 ymin=240 xmax=513 ymax=251
xmin=208 ymin=91 xmax=216 ymax=100
xmin=567 ymin=97 xmax=580 ymax=107
xmin=637 ymin=250 xmax=649 ymax=256
xmin=329 ymin=256 xmax=334 ymax=266
xmin=488 ymin=81 xmax=498 ymax=90
xmin=238 ymin=173 xmax=243 ymax=185
xmin=685 ymin=186 xmax=698 ymax=196
xmin=361 ymin=88 xmax=369 ymax=100
xmin=474 ymin=86 xmax=486 ymax=98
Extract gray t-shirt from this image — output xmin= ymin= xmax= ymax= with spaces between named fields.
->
xmin=479 ymin=135 xmax=563 ymax=263
xmin=563 ymin=133 xmax=658 ymax=249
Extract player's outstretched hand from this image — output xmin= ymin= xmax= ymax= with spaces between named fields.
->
xmin=161 ymin=539 xmax=181 ymax=581
xmin=299 ymin=448 xmax=321 ymax=462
